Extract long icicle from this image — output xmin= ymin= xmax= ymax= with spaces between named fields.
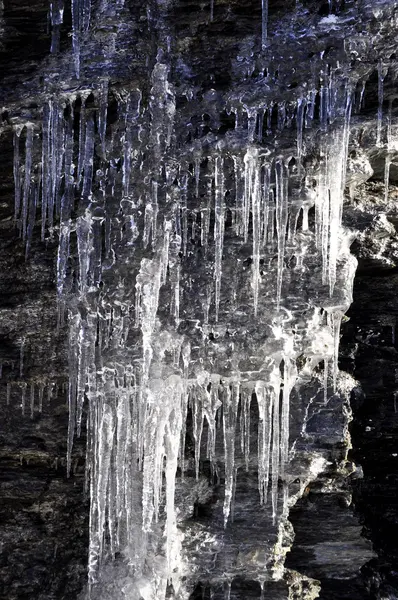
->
xmin=275 ymin=157 xmax=288 ymax=309
xmin=214 ymin=155 xmax=225 ymax=321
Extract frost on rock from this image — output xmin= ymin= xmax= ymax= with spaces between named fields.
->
xmin=7 ymin=0 xmax=393 ymax=595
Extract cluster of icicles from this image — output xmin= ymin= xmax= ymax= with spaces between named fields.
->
xmin=49 ymin=0 xmax=268 ymax=68
xmin=10 ymin=56 xmax=388 ymax=596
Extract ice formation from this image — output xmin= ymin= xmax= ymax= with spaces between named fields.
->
xmin=8 ymin=0 xmax=392 ymax=597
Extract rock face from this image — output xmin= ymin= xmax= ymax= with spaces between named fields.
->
xmin=1 ymin=0 xmax=398 ymax=599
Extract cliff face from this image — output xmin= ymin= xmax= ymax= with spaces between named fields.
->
xmin=1 ymin=0 xmax=398 ymax=599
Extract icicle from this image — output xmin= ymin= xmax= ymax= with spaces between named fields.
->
xmin=327 ymin=91 xmax=352 ymax=295
xmin=296 ymin=97 xmax=306 ymax=161
xmin=384 ymin=153 xmax=391 ymax=204
xmin=169 ymin=238 xmax=182 ymax=325
xmin=41 ymin=102 xmax=52 ymax=240
xmin=88 ymin=402 xmax=115 ymax=586
xmin=329 ymin=311 xmax=343 ymax=390
xmin=261 ymin=0 xmax=268 ymax=49
xmin=377 ymin=60 xmax=385 ymax=147
xmin=224 ymin=581 xmax=231 ymax=600
xmin=82 ymin=0 xmax=91 ymax=31
xmin=359 ymin=80 xmax=366 ymax=111
xmin=57 ymin=220 xmax=71 ymax=318
xmin=305 ymin=90 xmax=317 ymax=128
xmin=214 ymin=155 xmax=225 ymax=321
xmin=204 ymin=381 xmax=221 ymax=473
xmin=160 ymin=219 xmax=171 ymax=285
xmin=241 ymin=387 xmax=252 ymax=471
xmin=256 ymin=381 xmax=272 ymax=505
xmin=246 ymin=107 xmax=257 ymax=142
xmin=30 ymin=383 xmax=35 ymax=418
xmin=323 ymin=358 xmax=329 ymax=405
xmin=6 ymin=382 xmax=11 ymax=405
xmin=67 ymin=315 xmax=78 ymax=476
xmin=76 ymin=210 xmax=94 ymax=295
xmin=385 ymin=99 xmax=392 ymax=203
xmin=13 ymin=128 xmax=23 ymax=224
xmin=20 ymin=337 xmax=25 ymax=378
xmin=257 ymin=108 xmax=264 ymax=142
xmin=250 ymin=151 xmax=261 ymax=315
xmin=21 ymin=382 xmax=27 ymax=416
xmin=270 ymin=366 xmax=281 ymax=523
xmin=81 ymin=112 xmax=95 ymax=204
xmin=222 ymin=383 xmax=239 ymax=526
xmin=260 ymin=580 xmax=266 ymax=600
xmin=262 ymin=164 xmax=271 ymax=245
xmin=179 ymin=343 xmax=191 ymax=474
xmin=180 ymin=173 xmax=188 ymax=256
xmin=77 ymin=94 xmax=88 ymax=185
xmin=98 ymin=79 xmax=108 ymax=156
xmin=122 ymin=92 xmax=140 ymax=198
xmin=243 ymin=148 xmax=255 ymax=243
xmin=164 ymin=382 xmax=184 ymax=580
xmin=194 ymin=154 xmax=201 ymax=198
xmin=276 ymin=102 xmax=285 ymax=132
xmin=320 ymin=83 xmax=329 ymax=132
xmin=210 ymin=0 xmax=214 ymax=21
xmin=71 ymin=0 xmax=82 ymax=77
xmin=233 ymin=154 xmax=244 ymax=237
xmin=47 ymin=382 xmax=54 ymax=404
xmin=38 ymin=382 xmax=44 ymax=412
xmin=192 ymin=388 xmax=204 ymax=479
xmin=49 ymin=102 xmax=65 ymax=230
xmin=151 ymin=180 xmax=159 ymax=248
xmin=22 ymin=126 xmax=33 ymax=240
xmin=280 ymin=355 xmax=297 ymax=477
xmin=275 ymin=157 xmax=288 ymax=309
xmin=49 ymin=0 xmax=64 ymax=53
xmin=25 ymin=182 xmax=37 ymax=260
xmin=76 ymin=315 xmax=96 ymax=437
